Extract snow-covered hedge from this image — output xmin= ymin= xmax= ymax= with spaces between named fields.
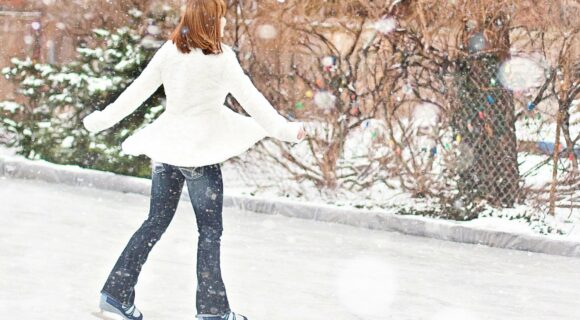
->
xmin=0 ymin=11 xmax=173 ymax=178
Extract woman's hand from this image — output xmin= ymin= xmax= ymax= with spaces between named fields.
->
xmin=297 ymin=124 xmax=307 ymax=141
xmin=82 ymin=111 xmax=107 ymax=133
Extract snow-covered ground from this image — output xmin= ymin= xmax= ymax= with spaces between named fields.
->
xmin=1 ymin=142 xmax=578 ymax=242
xmin=1 ymin=177 xmax=579 ymax=320
xmin=226 ymin=148 xmax=580 ymax=242
xmin=0 ymin=143 xmax=15 ymax=157
xmin=516 ymin=99 xmax=580 ymax=145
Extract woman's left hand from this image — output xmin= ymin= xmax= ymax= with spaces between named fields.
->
xmin=297 ymin=124 xmax=307 ymax=141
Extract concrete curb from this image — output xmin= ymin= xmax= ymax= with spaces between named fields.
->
xmin=1 ymin=156 xmax=579 ymax=258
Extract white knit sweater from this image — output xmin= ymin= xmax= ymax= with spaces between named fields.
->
xmin=82 ymin=40 xmax=304 ymax=167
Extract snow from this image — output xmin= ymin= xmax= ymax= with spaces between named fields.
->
xmin=37 ymin=121 xmax=51 ymax=128
xmin=228 ymin=140 xmax=579 ymax=239
xmin=519 ymin=153 xmax=569 ymax=188
xmin=0 ymin=101 xmax=22 ymax=113
xmin=114 ymin=58 xmax=137 ymax=72
xmin=48 ymin=72 xmax=84 ymax=86
xmin=335 ymin=256 xmax=397 ymax=317
xmin=86 ymin=77 xmax=115 ymax=93
xmin=0 ymin=177 xmax=579 ymax=320
xmin=432 ymin=308 xmax=482 ymax=320
xmin=93 ymin=29 xmax=110 ymax=37
xmin=47 ymin=72 xmax=117 ymax=94
xmin=48 ymin=92 xmax=73 ymax=103
xmin=211 ymin=134 xmax=579 ymax=242
xmin=517 ymin=118 xmax=580 ymax=145
xmin=0 ymin=145 xmax=16 ymax=157
xmin=128 ymin=8 xmax=143 ymax=18
xmin=0 ymin=145 xmax=96 ymax=173
xmin=34 ymin=64 xmax=55 ymax=77
xmin=61 ymin=136 xmax=75 ymax=149
xmin=21 ymin=76 xmax=45 ymax=87
xmin=2 ymin=118 xmax=17 ymax=127
xmin=374 ymin=18 xmax=397 ymax=34
xmin=10 ymin=56 xmax=33 ymax=67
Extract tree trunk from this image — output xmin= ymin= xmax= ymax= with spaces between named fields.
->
xmin=453 ymin=53 xmax=521 ymax=208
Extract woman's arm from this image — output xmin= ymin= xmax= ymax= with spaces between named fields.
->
xmin=221 ymin=46 xmax=304 ymax=143
xmin=83 ymin=41 xmax=168 ymax=133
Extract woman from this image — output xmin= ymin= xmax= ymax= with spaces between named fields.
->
xmin=83 ymin=0 xmax=306 ymax=319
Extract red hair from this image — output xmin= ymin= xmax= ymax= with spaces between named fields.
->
xmin=170 ymin=0 xmax=227 ymax=55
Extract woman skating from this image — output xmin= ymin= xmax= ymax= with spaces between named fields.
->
xmin=82 ymin=0 xmax=306 ymax=319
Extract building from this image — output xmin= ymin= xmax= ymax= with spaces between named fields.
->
xmin=0 ymin=0 xmax=79 ymax=100
xmin=0 ymin=0 xmax=180 ymax=101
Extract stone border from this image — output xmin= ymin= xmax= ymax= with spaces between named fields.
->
xmin=1 ymin=156 xmax=579 ymax=258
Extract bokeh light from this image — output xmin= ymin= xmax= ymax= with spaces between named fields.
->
xmin=335 ymin=255 xmax=397 ymax=317
xmin=374 ymin=17 xmax=397 ymax=34
xmin=256 ymin=24 xmax=277 ymax=40
xmin=313 ymin=91 xmax=337 ymax=110
xmin=497 ymin=56 xmax=546 ymax=91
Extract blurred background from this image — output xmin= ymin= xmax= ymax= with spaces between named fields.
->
xmin=0 ymin=0 xmax=578 ymax=237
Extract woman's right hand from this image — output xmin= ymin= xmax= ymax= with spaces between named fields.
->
xmin=82 ymin=110 xmax=108 ymax=133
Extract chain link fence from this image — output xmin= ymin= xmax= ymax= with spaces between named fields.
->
xmin=452 ymin=53 xmax=522 ymax=209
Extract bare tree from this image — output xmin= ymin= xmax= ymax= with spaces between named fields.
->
xmin=219 ymin=0 xmax=578 ymax=215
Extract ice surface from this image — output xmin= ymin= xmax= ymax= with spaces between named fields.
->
xmin=0 ymin=177 xmax=579 ymax=320
xmin=335 ymin=256 xmax=397 ymax=317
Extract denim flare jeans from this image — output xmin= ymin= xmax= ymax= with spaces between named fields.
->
xmin=101 ymin=161 xmax=231 ymax=316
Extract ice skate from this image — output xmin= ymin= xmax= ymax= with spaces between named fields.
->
xmin=97 ymin=292 xmax=143 ymax=320
xmin=196 ymin=311 xmax=248 ymax=320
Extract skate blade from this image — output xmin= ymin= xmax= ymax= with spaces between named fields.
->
xmin=91 ymin=310 xmax=125 ymax=320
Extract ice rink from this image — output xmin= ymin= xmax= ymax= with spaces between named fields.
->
xmin=1 ymin=177 xmax=579 ymax=320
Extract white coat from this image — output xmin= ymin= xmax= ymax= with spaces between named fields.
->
xmin=82 ymin=40 xmax=304 ymax=167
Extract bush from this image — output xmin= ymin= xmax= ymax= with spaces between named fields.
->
xmin=1 ymin=9 xmax=174 ymax=178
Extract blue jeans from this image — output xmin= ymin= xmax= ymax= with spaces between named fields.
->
xmin=101 ymin=162 xmax=231 ymax=316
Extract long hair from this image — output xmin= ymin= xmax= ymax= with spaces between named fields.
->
xmin=170 ymin=0 xmax=227 ymax=55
